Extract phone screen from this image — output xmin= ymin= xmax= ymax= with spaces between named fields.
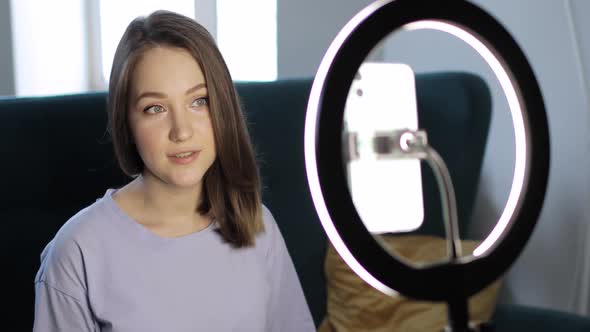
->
xmin=344 ymin=63 xmax=424 ymax=234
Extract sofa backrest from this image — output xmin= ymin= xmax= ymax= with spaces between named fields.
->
xmin=0 ymin=73 xmax=491 ymax=328
xmin=0 ymin=93 xmax=131 ymax=329
xmin=414 ymin=72 xmax=492 ymax=238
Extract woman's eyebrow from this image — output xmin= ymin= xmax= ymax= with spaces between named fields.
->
xmin=184 ymin=83 xmax=207 ymax=95
xmin=134 ymin=83 xmax=207 ymax=105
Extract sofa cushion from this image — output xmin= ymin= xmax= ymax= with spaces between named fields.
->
xmin=493 ymin=303 xmax=590 ymax=332
xmin=319 ymin=236 xmax=501 ymax=332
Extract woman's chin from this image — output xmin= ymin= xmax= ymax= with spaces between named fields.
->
xmin=141 ymin=168 xmax=205 ymax=190
xmin=168 ymin=174 xmax=204 ymax=189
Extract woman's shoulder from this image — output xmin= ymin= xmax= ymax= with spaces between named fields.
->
xmin=261 ymin=204 xmax=276 ymax=227
xmin=35 ymin=190 xmax=116 ymax=284
xmin=255 ymin=204 xmax=286 ymax=251
xmin=259 ymin=204 xmax=279 ymax=237
xmin=34 ymin=190 xmax=116 ymax=300
xmin=52 ymin=190 xmax=116 ymax=245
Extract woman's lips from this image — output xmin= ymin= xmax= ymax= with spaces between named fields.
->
xmin=168 ymin=151 xmax=199 ymax=165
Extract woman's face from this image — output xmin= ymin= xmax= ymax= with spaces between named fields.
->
xmin=128 ymin=46 xmax=216 ymax=190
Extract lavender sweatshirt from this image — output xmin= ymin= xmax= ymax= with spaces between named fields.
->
xmin=33 ymin=189 xmax=315 ymax=331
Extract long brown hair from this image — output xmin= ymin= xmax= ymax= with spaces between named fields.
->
xmin=107 ymin=10 xmax=263 ymax=247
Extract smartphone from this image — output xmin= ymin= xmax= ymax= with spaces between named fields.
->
xmin=344 ymin=62 xmax=424 ymax=234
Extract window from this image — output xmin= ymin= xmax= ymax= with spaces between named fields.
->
xmin=99 ymin=0 xmax=277 ymax=82
xmin=98 ymin=0 xmax=196 ymax=84
xmin=10 ymin=0 xmax=87 ymax=96
xmin=9 ymin=0 xmax=278 ymax=96
xmin=216 ymin=0 xmax=277 ymax=81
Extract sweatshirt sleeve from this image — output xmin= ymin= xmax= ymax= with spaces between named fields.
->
xmin=33 ymin=281 xmax=98 ymax=331
xmin=262 ymin=207 xmax=316 ymax=332
xmin=33 ymin=236 xmax=98 ymax=332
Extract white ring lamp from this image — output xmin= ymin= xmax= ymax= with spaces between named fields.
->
xmin=304 ymin=0 xmax=549 ymax=330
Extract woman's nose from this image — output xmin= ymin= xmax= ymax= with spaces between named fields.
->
xmin=169 ymin=107 xmax=193 ymax=143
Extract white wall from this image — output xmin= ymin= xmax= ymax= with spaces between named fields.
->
xmin=0 ymin=0 xmax=15 ymax=96
xmin=194 ymin=0 xmax=216 ymax=38
xmin=277 ymin=0 xmax=375 ymax=78
xmin=569 ymin=0 xmax=590 ymax=314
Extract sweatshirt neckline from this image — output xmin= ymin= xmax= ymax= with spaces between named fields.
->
xmin=103 ymin=188 xmax=217 ymax=244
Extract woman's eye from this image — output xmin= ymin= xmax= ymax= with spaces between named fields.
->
xmin=191 ymin=97 xmax=209 ymax=108
xmin=144 ymin=105 xmax=164 ymax=114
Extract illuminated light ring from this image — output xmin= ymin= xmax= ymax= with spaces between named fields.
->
xmin=304 ymin=0 xmax=549 ymax=301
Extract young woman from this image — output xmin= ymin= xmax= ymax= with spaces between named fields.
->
xmin=33 ymin=10 xmax=315 ymax=331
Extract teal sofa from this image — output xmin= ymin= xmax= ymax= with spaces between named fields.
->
xmin=1 ymin=73 xmax=589 ymax=331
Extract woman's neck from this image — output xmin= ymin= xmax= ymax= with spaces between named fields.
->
xmin=121 ymin=173 xmax=208 ymax=228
